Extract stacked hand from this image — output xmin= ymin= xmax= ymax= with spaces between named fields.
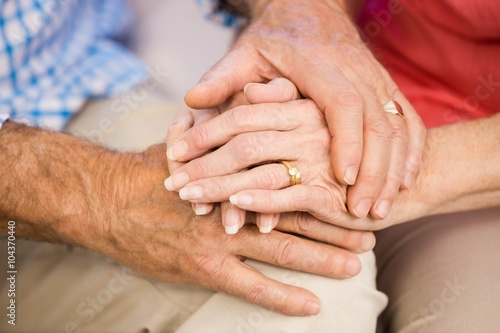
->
xmin=184 ymin=0 xmax=426 ymax=220
xmin=166 ymin=79 xmax=399 ymax=233
xmin=99 ymin=143 xmax=375 ymax=316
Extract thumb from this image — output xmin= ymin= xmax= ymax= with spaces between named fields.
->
xmin=244 ymin=78 xmax=300 ymax=104
xmin=184 ymin=46 xmax=273 ymax=109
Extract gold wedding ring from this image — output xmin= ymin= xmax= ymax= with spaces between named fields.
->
xmin=279 ymin=161 xmax=302 ymax=186
xmin=383 ymin=100 xmax=404 ymax=117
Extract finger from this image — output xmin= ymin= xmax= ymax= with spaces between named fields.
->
xmin=394 ymin=90 xmax=426 ymax=189
xmin=166 ymin=102 xmax=304 ymax=162
xmin=166 ymin=108 xmax=219 ymax=163
xmin=192 ymin=203 xmax=214 ymax=216
xmin=347 ymin=90 xmax=393 ymax=218
xmin=245 ymin=78 xmax=300 ymax=104
xmin=206 ymin=256 xmax=321 ymax=316
xmin=370 ymin=113 xmax=408 ymax=219
xmin=221 ymin=201 xmax=246 ymax=235
xmin=276 ymin=212 xmax=376 ymax=253
xmin=166 ymin=130 xmax=305 ymax=190
xmin=229 ymin=186 xmax=345 ymax=224
xmin=256 ymin=213 xmax=280 ymax=233
xmin=184 ymin=47 xmax=275 ymax=109
xmin=178 ymin=163 xmax=290 ymax=203
xmin=233 ymin=225 xmax=362 ymax=279
xmin=165 ymin=109 xmax=194 ymax=177
xmin=298 ymin=66 xmax=364 ymax=186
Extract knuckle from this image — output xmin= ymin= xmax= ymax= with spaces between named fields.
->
xmin=276 ymin=238 xmax=297 ymax=266
xmin=358 ymin=174 xmax=385 ymax=194
xmin=280 ymin=84 xmax=297 ymax=102
xmin=190 ymin=160 xmax=214 ymax=179
xmin=190 ymin=253 xmax=221 ymax=278
xmin=246 ymin=281 xmax=269 ymax=304
xmin=233 ymin=134 xmax=262 ymax=162
xmin=391 ymin=124 xmax=409 ymax=144
xmin=228 ymin=106 xmax=255 ymax=129
xmin=385 ymin=173 xmax=404 ymax=190
xmin=204 ymin=179 xmax=230 ymax=199
xmin=336 ymin=90 xmax=364 ymax=110
xmin=368 ymin=118 xmax=392 ymax=141
xmin=296 ymin=213 xmax=316 ymax=234
xmin=190 ymin=125 xmax=211 ymax=150
xmin=338 ymin=228 xmax=357 ymax=246
xmin=310 ymin=129 xmax=331 ymax=153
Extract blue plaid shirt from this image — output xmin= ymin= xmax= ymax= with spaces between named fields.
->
xmin=0 ymin=0 xmax=238 ymax=131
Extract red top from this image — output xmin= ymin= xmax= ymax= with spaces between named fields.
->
xmin=358 ymin=0 xmax=500 ymax=127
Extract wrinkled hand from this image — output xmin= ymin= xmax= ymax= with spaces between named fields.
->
xmin=96 ymin=144 xmax=374 ymax=316
xmin=184 ymin=0 xmax=426 ymax=219
xmin=167 ymin=79 xmax=300 ymax=234
xmin=166 ymin=79 xmax=376 ymax=231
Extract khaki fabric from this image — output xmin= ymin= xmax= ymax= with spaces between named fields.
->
xmin=375 ymin=207 xmax=500 ymax=333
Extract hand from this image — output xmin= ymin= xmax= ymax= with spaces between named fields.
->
xmin=184 ymin=0 xmax=426 ymax=219
xmin=167 ymin=79 xmax=300 ymax=234
xmin=165 ymin=81 xmax=359 ymax=230
xmin=94 ymin=144 xmax=374 ymax=316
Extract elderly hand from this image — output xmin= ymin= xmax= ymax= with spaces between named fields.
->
xmin=183 ymin=0 xmax=426 ymax=220
xmin=96 ymin=144 xmax=374 ymax=316
xmin=167 ymin=79 xmax=300 ymax=233
xmin=165 ymin=79 xmax=388 ymax=234
xmin=0 ymin=121 xmax=374 ymax=316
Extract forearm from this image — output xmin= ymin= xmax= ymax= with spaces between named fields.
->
xmin=0 ymin=121 xmax=134 ymax=250
xmin=391 ymin=114 xmax=500 ymax=224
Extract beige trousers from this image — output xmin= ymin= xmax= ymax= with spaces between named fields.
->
xmin=0 ymin=91 xmax=387 ymax=333
xmin=375 ymin=207 xmax=500 ymax=333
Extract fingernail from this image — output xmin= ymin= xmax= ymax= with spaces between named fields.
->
xmin=167 ymin=140 xmax=188 ymax=161
xmin=259 ymin=225 xmax=273 ymax=234
xmin=194 ymin=204 xmax=211 ymax=216
xmin=225 ymin=208 xmax=240 ymax=235
xmin=170 ymin=172 xmax=190 ymax=190
xmin=354 ymin=199 xmax=372 ymax=218
xmin=225 ymin=225 xmax=239 ymax=234
xmin=229 ymin=194 xmax=253 ymax=206
xmin=179 ymin=186 xmax=204 ymax=200
xmin=258 ymin=215 xmax=274 ymax=234
xmin=403 ymin=173 xmax=413 ymax=189
xmin=243 ymin=83 xmax=254 ymax=94
xmin=304 ymin=301 xmax=321 ymax=316
xmin=375 ymin=200 xmax=391 ymax=219
xmin=343 ymin=166 xmax=359 ymax=185
xmin=345 ymin=258 xmax=361 ymax=277
xmin=361 ymin=233 xmax=376 ymax=252
xmin=164 ymin=177 xmax=174 ymax=191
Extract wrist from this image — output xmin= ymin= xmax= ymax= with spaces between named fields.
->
xmin=90 ymin=144 xmax=170 ymax=259
xmin=243 ymin=0 xmax=357 ymax=19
